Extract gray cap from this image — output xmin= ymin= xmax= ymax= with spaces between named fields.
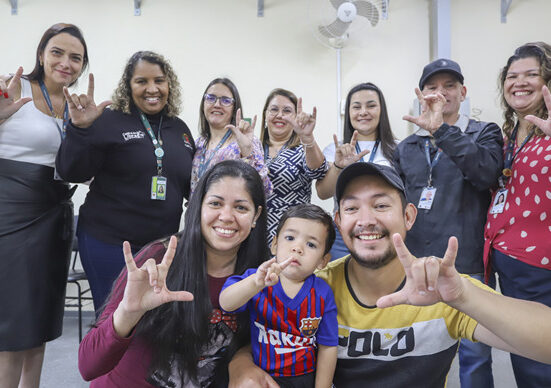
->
xmin=419 ymin=58 xmax=464 ymax=90
xmin=335 ymin=162 xmax=405 ymax=204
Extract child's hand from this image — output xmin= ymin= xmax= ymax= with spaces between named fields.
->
xmin=255 ymin=257 xmax=294 ymax=288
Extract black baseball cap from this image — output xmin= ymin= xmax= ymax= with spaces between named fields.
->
xmin=335 ymin=162 xmax=405 ymax=205
xmin=419 ymin=58 xmax=464 ymax=90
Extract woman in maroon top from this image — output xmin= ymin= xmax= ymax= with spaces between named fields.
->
xmin=78 ymin=160 xmax=270 ymax=387
xmin=484 ymin=42 xmax=551 ymax=387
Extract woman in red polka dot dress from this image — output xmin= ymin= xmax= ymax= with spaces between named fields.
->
xmin=484 ymin=42 xmax=551 ymax=388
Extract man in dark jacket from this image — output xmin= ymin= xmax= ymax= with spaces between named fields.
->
xmin=394 ymin=58 xmax=504 ymax=388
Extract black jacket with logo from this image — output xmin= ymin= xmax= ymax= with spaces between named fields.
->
xmin=393 ymin=120 xmax=503 ymax=274
xmin=56 ymin=107 xmax=195 ymax=248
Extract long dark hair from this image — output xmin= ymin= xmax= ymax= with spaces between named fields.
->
xmin=260 ymin=88 xmax=300 ymax=148
xmin=133 ymin=160 xmax=269 ymax=382
xmin=199 ymin=78 xmax=243 ymax=142
xmin=26 ymin=23 xmax=89 ymax=86
xmin=499 ymin=42 xmax=551 ymax=137
xmin=343 ymin=82 xmax=397 ymax=161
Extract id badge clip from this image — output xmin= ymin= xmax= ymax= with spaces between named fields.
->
xmin=151 ymin=176 xmax=167 ymax=200
xmin=418 ymin=186 xmax=436 ymax=210
xmin=489 ymin=189 xmax=508 ymax=214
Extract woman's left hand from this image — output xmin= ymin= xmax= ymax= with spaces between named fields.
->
xmin=288 ymin=97 xmax=317 ymax=145
xmin=526 ymin=85 xmax=551 ymax=136
xmin=226 ymin=108 xmax=257 ymax=158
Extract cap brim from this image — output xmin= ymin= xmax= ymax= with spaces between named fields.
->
xmin=335 ymin=162 xmax=405 ymax=205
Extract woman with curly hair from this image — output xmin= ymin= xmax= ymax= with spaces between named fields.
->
xmin=483 ymin=41 xmax=551 ymax=387
xmin=56 ymin=51 xmax=195 ymax=313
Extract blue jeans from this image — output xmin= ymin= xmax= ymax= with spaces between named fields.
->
xmin=330 ymin=223 xmax=349 ymax=261
xmin=77 ymin=227 xmax=138 ymax=314
xmin=492 ymin=249 xmax=551 ymax=388
xmin=458 ymin=273 xmax=495 ymax=388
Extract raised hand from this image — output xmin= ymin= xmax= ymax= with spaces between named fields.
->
xmin=525 ymin=85 xmax=551 ymax=136
xmin=63 ymin=73 xmax=112 ymax=128
xmin=376 ymin=234 xmax=464 ymax=308
xmin=254 ymin=257 xmax=294 ymax=288
xmin=118 ymin=236 xmax=194 ymax=315
xmin=403 ymin=88 xmax=445 ymax=134
xmin=333 ymin=130 xmax=371 ymax=168
xmin=226 ymin=108 xmax=257 ymax=158
xmin=0 ymin=67 xmax=32 ymax=120
xmin=287 ymin=97 xmax=317 ymax=144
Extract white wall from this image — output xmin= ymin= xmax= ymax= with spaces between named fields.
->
xmin=2 ymin=0 xmax=550 ymax=213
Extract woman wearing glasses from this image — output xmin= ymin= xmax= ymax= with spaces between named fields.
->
xmin=259 ymin=88 xmax=327 ymax=243
xmin=56 ymin=51 xmax=195 ymax=313
xmin=190 ymin=78 xmax=271 ymax=196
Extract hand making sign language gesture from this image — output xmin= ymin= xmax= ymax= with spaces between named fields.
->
xmin=225 ymin=108 xmax=257 ymax=158
xmin=377 ymin=233 xmax=551 ymax=365
xmin=377 ymin=235 xmax=463 ymax=308
xmin=526 ymin=85 xmax=551 ymax=136
xmin=333 ymin=130 xmax=371 ymax=169
xmin=286 ymin=97 xmax=317 ymax=145
xmin=63 ymin=73 xmax=112 ymax=128
xmin=112 ymin=236 xmax=194 ymax=338
xmin=402 ymin=88 xmax=446 ymax=134
xmin=0 ymin=67 xmax=33 ymax=120
xmin=219 ymin=256 xmax=293 ymax=313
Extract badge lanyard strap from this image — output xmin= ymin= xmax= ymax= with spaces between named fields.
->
xmin=139 ymin=112 xmax=164 ymax=176
xmin=499 ymin=124 xmax=535 ymax=187
xmin=263 ymin=137 xmax=293 ymax=167
xmin=355 ymin=139 xmax=380 ymax=163
xmin=198 ymin=129 xmax=232 ymax=179
xmin=38 ymin=79 xmax=68 ymax=140
xmin=424 ymin=140 xmax=442 ymax=187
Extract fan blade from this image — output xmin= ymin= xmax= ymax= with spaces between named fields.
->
xmin=318 ymin=18 xmax=352 ymax=38
xmin=330 ymin=0 xmax=347 ymax=10
xmin=353 ymin=0 xmax=380 ymax=26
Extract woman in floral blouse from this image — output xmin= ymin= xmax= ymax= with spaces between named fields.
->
xmin=190 ymin=78 xmax=271 ymax=197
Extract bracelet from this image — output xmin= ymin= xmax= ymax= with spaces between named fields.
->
xmin=333 ymin=162 xmax=344 ymax=170
xmin=300 ymin=139 xmax=315 ymax=148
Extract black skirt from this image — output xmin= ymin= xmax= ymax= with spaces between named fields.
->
xmin=0 ymin=158 xmax=74 ymax=351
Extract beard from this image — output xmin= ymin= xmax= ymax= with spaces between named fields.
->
xmin=346 ymin=226 xmax=396 ymax=269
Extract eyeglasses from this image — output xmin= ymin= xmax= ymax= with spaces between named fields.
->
xmin=267 ymin=106 xmax=295 ymax=116
xmin=204 ymin=93 xmax=235 ymax=107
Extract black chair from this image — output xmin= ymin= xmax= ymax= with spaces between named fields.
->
xmin=65 ymin=216 xmax=92 ymax=342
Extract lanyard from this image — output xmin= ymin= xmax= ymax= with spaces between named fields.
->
xmin=38 ymin=79 xmax=68 ymax=140
xmin=500 ymin=124 xmax=535 ymax=186
xmin=139 ymin=112 xmax=164 ymax=175
xmin=263 ymin=138 xmax=293 ymax=167
xmin=355 ymin=140 xmax=379 ymax=163
xmin=198 ymin=130 xmax=232 ymax=179
xmin=424 ymin=140 xmax=442 ymax=187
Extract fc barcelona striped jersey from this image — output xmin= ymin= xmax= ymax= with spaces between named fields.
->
xmin=222 ymin=270 xmax=338 ymax=377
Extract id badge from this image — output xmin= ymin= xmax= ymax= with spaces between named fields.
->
xmin=418 ymin=187 xmax=437 ymax=210
xmin=151 ymin=176 xmax=167 ymax=200
xmin=489 ymin=189 xmax=508 ymax=214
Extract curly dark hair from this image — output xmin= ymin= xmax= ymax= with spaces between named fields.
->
xmin=499 ymin=42 xmax=551 ymax=137
xmin=111 ymin=51 xmax=182 ymax=117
